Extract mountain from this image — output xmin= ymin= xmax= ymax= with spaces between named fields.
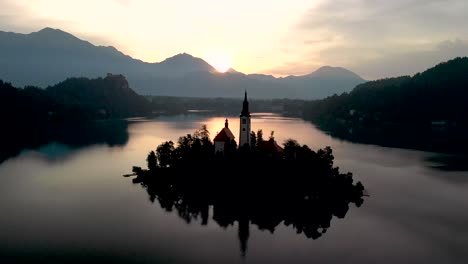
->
xmin=159 ymin=53 xmax=215 ymax=75
xmin=306 ymin=66 xmax=362 ymax=79
xmin=0 ymin=28 xmax=365 ymax=99
xmin=47 ymin=74 xmax=151 ymax=118
xmin=0 ymin=74 xmax=151 ymax=123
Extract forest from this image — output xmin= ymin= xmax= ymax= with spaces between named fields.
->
xmin=303 ymin=57 xmax=468 ymax=127
xmin=0 ymin=74 xmax=151 ymax=125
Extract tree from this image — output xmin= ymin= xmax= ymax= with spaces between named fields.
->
xmin=194 ymin=124 xmax=210 ymax=142
xmin=256 ymin=129 xmax=263 ymax=146
xmin=317 ymin=146 xmax=334 ymax=169
xmin=283 ymin=139 xmax=300 ymax=160
xmin=156 ymin=141 xmax=175 ymax=168
xmin=250 ymin=131 xmax=257 ymax=149
xmin=147 ymin=151 xmax=158 ymax=171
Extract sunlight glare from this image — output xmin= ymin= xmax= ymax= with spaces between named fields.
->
xmin=204 ymin=51 xmax=232 ymax=73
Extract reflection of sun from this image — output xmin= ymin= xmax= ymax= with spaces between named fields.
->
xmin=204 ymin=52 xmax=232 ymax=73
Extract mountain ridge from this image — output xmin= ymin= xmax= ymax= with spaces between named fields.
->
xmin=0 ymin=27 xmax=365 ymax=99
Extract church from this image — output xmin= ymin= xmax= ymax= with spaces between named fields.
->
xmin=213 ymin=91 xmax=251 ymax=154
xmin=213 ymin=91 xmax=284 ymax=157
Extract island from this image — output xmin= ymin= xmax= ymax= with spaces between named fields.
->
xmin=128 ymin=93 xmax=366 ymax=256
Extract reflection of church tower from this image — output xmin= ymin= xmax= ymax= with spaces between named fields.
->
xmin=239 ymin=91 xmax=251 ymax=147
xmin=238 ymin=218 xmax=250 ymax=258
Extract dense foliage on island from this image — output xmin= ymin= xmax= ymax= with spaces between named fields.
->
xmin=0 ymin=74 xmax=151 ymax=125
xmin=130 ymin=127 xmax=365 ymax=253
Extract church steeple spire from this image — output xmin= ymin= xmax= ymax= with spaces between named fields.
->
xmin=241 ymin=91 xmax=250 ymax=117
xmin=239 ymin=91 xmax=251 ymax=147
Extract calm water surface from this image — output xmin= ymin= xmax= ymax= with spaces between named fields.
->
xmin=1 ymin=113 xmax=467 ymax=263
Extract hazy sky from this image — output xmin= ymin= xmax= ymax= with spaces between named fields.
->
xmin=1 ymin=0 xmax=468 ymax=79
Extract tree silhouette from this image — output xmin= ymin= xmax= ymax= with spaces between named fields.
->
xmin=147 ymin=151 xmax=157 ymax=171
xmin=156 ymin=141 xmax=175 ymax=168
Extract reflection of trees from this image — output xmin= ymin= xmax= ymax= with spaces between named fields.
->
xmin=0 ymin=120 xmax=129 ymax=164
xmin=315 ymin=119 xmax=468 ymax=155
xmin=132 ymin=130 xmax=366 ymax=257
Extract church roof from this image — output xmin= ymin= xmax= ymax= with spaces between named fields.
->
xmin=214 ymin=119 xmax=235 ymax=142
xmin=258 ymin=139 xmax=284 ymax=153
xmin=214 ymin=127 xmax=235 ymax=142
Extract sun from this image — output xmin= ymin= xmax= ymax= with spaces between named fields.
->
xmin=204 ymin=51 xmax=232 ymax=73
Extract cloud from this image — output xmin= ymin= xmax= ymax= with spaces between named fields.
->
xmin=275 ymin=0 xmax=468 ymax=79
xmin=0 ymin=0 xmax=73 ymax=33
xmin=351 ymin=39 xmax=468 ymax=79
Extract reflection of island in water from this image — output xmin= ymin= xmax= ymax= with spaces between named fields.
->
xmin=130 ymin=145 xmax=366 ymax=257
xmin=0 ymin=120 xmax=129 ymax=164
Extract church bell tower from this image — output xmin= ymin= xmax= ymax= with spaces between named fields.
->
xmin=239 ymin=91 xmax=251 ymax=148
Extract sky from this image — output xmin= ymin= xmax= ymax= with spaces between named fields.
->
xmin=1 ymin=0 xmax=468 ymax=79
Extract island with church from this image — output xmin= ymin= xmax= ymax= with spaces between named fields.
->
xmin=128 ymin=92 xmax=366 ymax=257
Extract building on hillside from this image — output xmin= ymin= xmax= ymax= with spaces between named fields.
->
xmin=213 ymin=119 xmax=236 ymax=154
xmin=239 ymin=91 xmax=251 ymax=148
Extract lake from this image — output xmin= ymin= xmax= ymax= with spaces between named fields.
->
xmin=1 ymin=113 xmax=467 ymax=264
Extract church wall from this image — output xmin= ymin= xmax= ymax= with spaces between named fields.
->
xmin=215 ymin=141 xmax=225 ymax=154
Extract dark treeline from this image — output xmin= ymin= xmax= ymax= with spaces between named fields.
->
xmin=130 ymin=127 xmax=365 ymax=256
xmin=147 ymin=96 xmax=305 ymax=116
xmin=304 ymin=57 xmax=468 ymax=126
xmin=0 ymin=75 xmax=140 ymax=163
xmin=1 ymin=74 xmax=151 ymax=126
xmin=301 ymin=57 xmax=468 ymax=154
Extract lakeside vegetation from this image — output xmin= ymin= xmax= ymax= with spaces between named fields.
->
xmin=0 ymin=74 xmax=145 ymax=163
xmin=304 ymin=57 xmax=468 ymax=127
xmin=147 ymin=96 xmax=305 ymax=116
xmin=0 ymin=74 xmax=151 ymax=125
xmin=301 ymin=57 xmax=468 ymax=153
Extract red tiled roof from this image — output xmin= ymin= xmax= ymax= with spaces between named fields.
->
xmin=258 ymin=139 xmax=284 ymax=153
xmin=214 ymin=127 xmax=235 ymax=142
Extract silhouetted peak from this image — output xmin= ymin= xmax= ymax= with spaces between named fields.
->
xmin=226 ymin=68 xmax=245 ymax=75
xmin=162 ymin=53 xmax=195 ymax=62
xmin=37 ymin=27 xmax=60 ymax=33
xmin=306 ymin=66 xmax=364 ymax=80
xmin=247 ymin=74 xmax=277 ymax=81
xmin=33 ymin=27 xmax=77 ymax=39
xmin=26 ymin=27 xmax=93 ymax=49
xmin=160 ymin=53 xmax=214 ymax=71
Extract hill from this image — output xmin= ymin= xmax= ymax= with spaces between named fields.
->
xmin=47 ymin=74 xmax=151 ymax=119
xmin=302 ymin=57 xmax=468 ymax=153
xmin=0 ymin=28 xmax=365 ymax=99
xmin=0 ymin=74 xmax=151 ymax=124
xmin=304 ymin=57 xmax=468 ymax=126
